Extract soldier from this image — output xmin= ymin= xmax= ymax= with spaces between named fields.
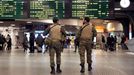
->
xmin=77 ymin=17 xmax=97 ymax=73
xmin=44 ymin=17 xmax=66 ymax=74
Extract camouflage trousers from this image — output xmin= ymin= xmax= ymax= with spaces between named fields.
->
xmin=79 ymin=40 xmax=92 ymax=64
xmin=49 ymin=40 xmax=62 ymax=67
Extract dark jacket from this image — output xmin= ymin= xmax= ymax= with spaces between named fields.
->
xmin=29 ymin=33 xmax=35 ymax=46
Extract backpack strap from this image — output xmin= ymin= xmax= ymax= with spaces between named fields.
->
xmin=79 ymin=24 xmax=89 ymax=37
xmin=49 ymin=25 xmax=57 ymax=30
xmin=76 ymin=24 xmax=89 ymax=42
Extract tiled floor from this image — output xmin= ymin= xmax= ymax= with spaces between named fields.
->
xmin=0 ymin=49 xmax=134 ymax=75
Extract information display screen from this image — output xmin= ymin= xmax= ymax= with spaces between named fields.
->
xmin=72 ymin=0 xmax=109 ymax=19
xmin=30 ymin=0 xmax=65 ymax=19
xmin=0 ymin=0 xmax=110 ymax=19
xmin=0 ymin=0 xmax=24 ymax=19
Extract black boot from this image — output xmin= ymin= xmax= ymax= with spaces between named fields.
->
xmin=57 ymin=64 xmax=62 ymax=73
xmin=88 ymin=63 xmax=92 ymax=71
xmin=80 ymin=64 xmax=85 ymax=73
xmin=50 ymin=66 xmax=55 ymax=74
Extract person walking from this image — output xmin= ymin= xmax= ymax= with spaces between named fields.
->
xmin=74 ymin=38 xmax=79 ymax=52
xmin=106 ymin=34 xmax=111 ymax=51
xmin=29 ymin=32 xmax=35 ymax=53
xmin=44 ymin=17 xmax=66 ymax=74
xmin=1 ymin=35 xmax=6 ymax=51
xmin=101 ymin=35 xmax=106 ymax=50
xmin=114 ymin=36 xmax=117 ymax=51
xmin=66 ymin=38 xmax=71 ymax=48
xmin=77 ymin=17 xmax=97 ymax=73
xmin=6 ymin=34 xmax=12 ymax=50
xmin=35 ymin=34 xmax=44 ymax=53
xmin=23 ymin=34 xmax=29 ymax=52
xmin=0 ymin=34 xmax=4 ymax=50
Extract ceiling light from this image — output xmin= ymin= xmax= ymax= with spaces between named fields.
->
xmin=120 ymin=0 xmax=130 ymax=8
xmin=0 ymin=21 xmax=4 ymax=23
xmin=11 ymin=24 xmax=15 ymax=26
xmin=27 ymin=21 xmax=32 ymax=23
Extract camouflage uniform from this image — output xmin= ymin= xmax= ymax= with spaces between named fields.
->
xmin=77 ymin=23 xmax=97 ymax=65
xmin=44 ymin=24 xmax=66 ymax=67
xmin=49 ymin=41 xmax=62 ymax=66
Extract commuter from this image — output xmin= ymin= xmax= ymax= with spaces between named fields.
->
xmin=61 ymin=34 xmax=66 ymax=52
xmin=44 ymin=17 xmax=66 ymax=74
xmin=29 ymin=32 xmax=35 ymax=53
xmin=110 ymin=35 xmax=115 ymax=51
xmin=0 ymin=34 xmax=4 ymax=50
xmin=74 ymin=38 xmax=79 ymax=52
xmin=44 ymin=37 xmax=50 ymax=53
xmin=66 ymin=37 xmax=71 ymax=48
xmin=91 ymin=25 xmax=97 ymax=49
xmin=106 ymin=34 xmax=111 ymax=51
xmin=35 ymin=34 xmax=44 ymax=53
xmin=15 ymin=36 xmax=20 ymax=49
xmin=101 ymin=34 xmax=106 ymax=50
xmin=114 ymin=36 xmax=117 ymax=50
xmin=121 ymin=35 xmax=127 ymax=50
xmin=44 ymin=44 xmax=49 ymax=53
xmin=117 ymin=34 xmax=121 ymax=49
xmin=1 ymin=35 xmax=6 ymax=50
xmin=23 ymin=34 xmax=29 ymax=52
xmin=6 ymin=34 xmax=12 ymax=50
xmin=77 ymin=17 xmax=97 ymax=73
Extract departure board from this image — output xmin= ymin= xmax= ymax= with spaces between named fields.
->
xmin=0 ymin=0 xmax=24 ymax=19
xmin=30 ymin=0 xmax=65 ymax=19
xmin=0 ymin=0 xmax=110 ymax=19
xmin=72 ymin=0 xmax=109 ymax=19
